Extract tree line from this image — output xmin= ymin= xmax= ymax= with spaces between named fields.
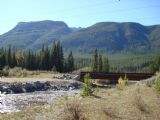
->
xmin=0 ymin=41 xmax=74 ymax=73
xmin=1 ymin=43 xmax=159 ymax=73
xmin=92 ymin=49 xmax=110 ymax=72
xmin=149 ymin=56 xmax=160 ymax=73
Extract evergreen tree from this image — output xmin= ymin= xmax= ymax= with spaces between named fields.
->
xmin=63 ymin=60 xmax=68 ymax=72
xmin=26 ymin=50 xmax=31 ymax=70
xmin=92 ymin=49 xmax=98 ymax=72
xmin=7 ymin=46 xmax=12 ymax=67
xmin=59 ymin=46 xmax=64 ymax=72
xmin=53 ymin=42 xmax=58 ymax=71
xmin=98 ymin=54 xmax=103 ymax=72
xmin=56 ymin=42 xmax=64 ymax=72
xmin=0 ymin=49 xmax=6 ymax=70
xmin=150 ymin=56 xmax=160 ymax=72
xmin=158 ymin=56 xmax=160 ymax=71
xmin=67 ymin=51 xmax=74 ymax=72
xmin=0 ymin=43 xmax=75 ymax=72
xmin=102 ymin=56 xmax=110 ymax=72
xmin=11 ymin=48 xmax=17 ymax=67
xmin=50 ymin=42 xmax=56 ymax=70
xmin=43 ymin=47 xmax=50 ymax=70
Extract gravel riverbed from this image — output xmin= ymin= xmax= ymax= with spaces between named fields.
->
xmin=0 ymin=89 xmax=80 ymax=113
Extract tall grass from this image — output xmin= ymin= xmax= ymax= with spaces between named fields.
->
xmin=63 ymin=100 xmax=86 ymax=120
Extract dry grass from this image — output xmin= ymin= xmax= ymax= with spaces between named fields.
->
xmin=69 ymin=85 xmax=160 ymax=120
xmin=116 ymin=84 xmax=125 ymax=90
xmin=63 ymin=99 xmax=87 ymax=120
xmin=133 ymin=87 xmax=150 ymax=113
xmin=102 ymin=107 xmax=122 ymax=119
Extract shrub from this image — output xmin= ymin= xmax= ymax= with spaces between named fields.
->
xmin=63 ymin=100 xmax=86 ymax=120
xmin=145 ymin=79 xmax=155 ymax=87
xmin=31 ymin=71 xmax=40 ymax=75
xmin=2 ymin=66 xmax=10 ymax=76
xmin=117 ymin=75 xmax=128 ymax=90
xmin=81 ymin=74 xmax=94 ymax=97
xmin=8 ymin=67 xmax=28 ymax=77
xmin=154 ymin=79 xmax=160 ymax=92
xmin=133 ymin=87 xmax=149 ymax=113
xmin=118 ymin=75 xmax=128 ymax=86
xmin=102 ymin=107 xmax=120 ymax=119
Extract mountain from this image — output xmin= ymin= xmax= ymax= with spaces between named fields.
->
xmin=0 ymin=21 xmax=160 ymax=54
xmin=0 ymin=20 xmax=72 ymax=50
xmin=61 ymin=22 xmax=160 ymax=54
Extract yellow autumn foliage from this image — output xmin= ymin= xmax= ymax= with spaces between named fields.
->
xmin=118 ymin=75 xmax=128 ymax=86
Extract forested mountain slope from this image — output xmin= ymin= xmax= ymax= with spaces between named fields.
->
xmin=0 ymin=21 xmax=160 ymax=54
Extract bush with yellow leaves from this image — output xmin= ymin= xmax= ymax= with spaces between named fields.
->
xmin=118 ymin=75 xmax=128 ymax=86
xmin=117 ymin=75 xmax=128 ymax=90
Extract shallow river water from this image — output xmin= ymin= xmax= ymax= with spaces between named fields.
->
xmin=0 ymin=90 xmax=80 ymax=113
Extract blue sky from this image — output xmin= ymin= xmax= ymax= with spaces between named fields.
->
xmin=0 ymin=0 xmax=160 ymax=35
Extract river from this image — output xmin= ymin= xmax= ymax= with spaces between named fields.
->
xmin=0 ymin=90 xmax=80 ymax=113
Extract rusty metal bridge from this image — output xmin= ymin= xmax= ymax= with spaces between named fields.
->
xmin=79 ymin=72 xmax=154 ymax=83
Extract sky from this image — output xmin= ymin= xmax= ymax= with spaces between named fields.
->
xmin=0 ymin=0 xmax=160 ymax=35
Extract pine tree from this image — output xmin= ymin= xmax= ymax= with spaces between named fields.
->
xmin=49 ymin=41 xmax=64 ymax=72
xmin=150 ymin=56 xmax=160 ymax=72
xmin=11 ymin=48 xmax=17 ymax=67
xmin=92 ymin=49 xmax=98 ymax=72
xmin=30 ymin=52 xmax=36 ymax=70
xmin=50 ymin=42 xmax=56 ymax=70
xmin=56 ymin=42 xmax=64 ymax=72
xmin=59 ymin=46 xmax=64 ymax=72
xmin=0 ymin=49 xmax=6 ymax=70
xmin=7 ymin=46 xmax=12 ymax=67
xmin=158 ymin=56 xmax=160 ymax=71
xmin=44 ymin=47 xmax=50 ymax=70
xmin=102 ymin=56 xmax=110 ymax=72
xmin=26 ymin=50 xmax=32 ymax=70
xmin=67 ymin=51 xmax=74 ymax=72
xmin=53 ymin=42 xmax=58 ymax=71
xmin=63 ymin=60 xmax=68 ymax=72
xmin=98 ymin=54 xmax=103 ymax=72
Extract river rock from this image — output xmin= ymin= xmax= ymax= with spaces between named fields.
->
xmin=0 ymin=85 xmax=4 ymax=92
xmin=25 ymin=83 xmax=36 ymax=92
xmin=10 ymin=83 xmax=26 ymax=93
xmin=34 ymin=81 xmax=47 ymax=91
xmin=0 ymin=80 xmax=81 ymax=94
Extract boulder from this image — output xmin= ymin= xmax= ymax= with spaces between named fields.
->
xmin=0 ymin=85 xmax=4 ymax=92
xmin=71 ymin=82 xmax=81 ymax=89
xmin=10 ymin=84 xmax=26 ymax=93
xmin=34 ymin=81 xmax=46 ymax=91
xmin=25 ymin=83 xmax=35 ymax=92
